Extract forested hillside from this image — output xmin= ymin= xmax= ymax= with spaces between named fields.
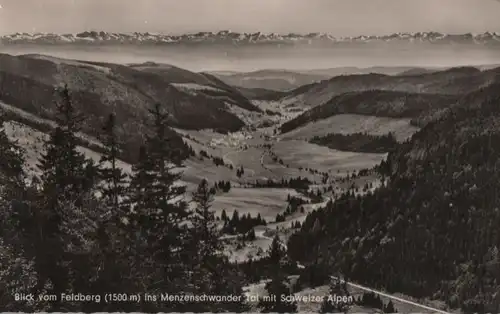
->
xmin=280 ymin=90 xmax=459 ymax=133
xmin=309 ymin=132 xmax=399 ymax=154
xmin=288 ymin=84 xmax=500 ymax=313
xmin=280 ymin=67 xmax=499 ymax=109
xmin=0 ymin=54 xmax=264 ymax=162
xmin=0 ymin=86 xmax=252 ymax=312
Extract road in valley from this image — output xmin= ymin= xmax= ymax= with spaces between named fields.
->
xmin=328 ymin=276 xmax=452 ymax=314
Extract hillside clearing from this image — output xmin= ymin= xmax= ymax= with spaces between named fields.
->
xmin=211 ymin=187 xmax=299 ymax=221
xmin=280 ymin=114 xmax=420 ymax=142
xmin=273 ymin=140 xmax=387 ymax=174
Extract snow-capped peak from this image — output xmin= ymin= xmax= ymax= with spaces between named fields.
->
xmin=1 ymin=30 xmax=499 ymax=46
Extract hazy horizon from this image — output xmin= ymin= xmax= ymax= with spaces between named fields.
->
xmin=1 ymin=0 xmax=500 ymax=36
xmin=2 ymin=45 xmax=500 ymax=72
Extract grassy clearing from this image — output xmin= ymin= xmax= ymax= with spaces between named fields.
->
xmin=273 ymin=140 xmax=387 ymax=175
xmin=211 ymin=187 xmax=299 ymax=221
xmin=182 ymin=158 xmax=238 ymax=185
xmin=280 ymin=114 xmax=420 ymax=142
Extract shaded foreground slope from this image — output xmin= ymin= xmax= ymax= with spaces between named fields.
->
xmin=288 ymin=83 xmax=500 ymax=313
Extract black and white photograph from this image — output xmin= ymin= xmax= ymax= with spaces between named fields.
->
xmin=1 ymin=0 xmax=500 ymax=312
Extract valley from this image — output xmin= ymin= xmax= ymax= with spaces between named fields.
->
xmin=0 ymin=84 xmax=384 ymax=267
xmin=1 ymin=42 xmax=500 ymax=312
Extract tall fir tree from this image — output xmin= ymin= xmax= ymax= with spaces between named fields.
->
xmin=259 ymin=234 xmax=297 ymax=313
xmin=221 ymin=209 xmax=228 ymax=221
xmin=185 ymin=178 xmax=248 ymax=312
xmin=34 ymin=85 xmax=100 ymax=310
xmin=88 ymin=113 xmax=133 ymax=312
xmin=98 ymin=113 xmax=128 ymax=221
xmin=268 ymin=234 xmax=287 ymax=266
xmin=127 ymin=103 xmax=189 ymax=311
xmin=37 ymin=85 xmax=96 ymax=200
xmin=190 ymin=178 xmax=219 ymax=268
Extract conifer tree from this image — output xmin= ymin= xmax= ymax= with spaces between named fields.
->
xmin=385 ymin=300 xmax=397 ymax=313
xmin=98 ymin=113 xmax=128 ymax=220
xmin=232 ymin=209 xmax=240 ymax=224
xmin=257 ymin=213 xmax=263 ymax=224
xmin=268 ymin=234 xmax=287 ymax=266
xmin=247 ymin=228 xmax=256 ymax=241
xmin=127 ymin=103 xmax=189 ymax=310
xmin=34 ymin=85 xmax=100 ymax=310
xmin=190 ymin=179 xmax=219 ymax=263
xmin=221 ymin=209 xmax=228 ymax=221
xmin=37 ymin=85 xmax=95 ymax=199
xmin=127 ymin=145 xmax=153 ymax=218
xmin=87 ymin=113 xmax=132 ymax=311
xmin=259 ymin=235 xmax=297 ymax=313
xmin=320 ymin=276 xmax=351 ymax=313
xmin=96 ymin=113 xmax=128 ymax=263
xmin=185 ymin=178 xmax=248 ymax=312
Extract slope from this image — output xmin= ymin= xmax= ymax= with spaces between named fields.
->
xmin=0 ymin=53 xmax=258 ymax=161
xmin=128 ymin=62 xmax=261 ymax=112
xmin=280 ymin=90 xmax=459 ymax=133
xmin=287 ymin=82 xmax=500 ymax=313
xmin=277 ymin=66 xmax=500 ymax=111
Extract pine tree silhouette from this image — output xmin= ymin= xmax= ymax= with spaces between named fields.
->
xmin=126 ymin=103 xmax=190 ymax=311
xmin=98 ymin=113 xmax=128 ymax=220
xmin=89 ymin=113 xmax=131 ymax=312
xmin=35 ymin=85 xmax=99 ymax=311
xmin=320 ymin=276 xmax=351 ymax=313
xmin=186 ymin=178 xmax=248 ymax=312
xmin=259 ymin=235 xmax=297 ymax=313
xmin=385 ymin=300 xmax=397 ymax=313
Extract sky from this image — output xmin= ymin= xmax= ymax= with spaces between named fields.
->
xmin=1 ymin=0 xmax=500 ymax=36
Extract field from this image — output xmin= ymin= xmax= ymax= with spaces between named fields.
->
xmin=181 ymin=158 xmax=239 ymax=187
xmin=212 ymin=187 xmax=299 ymax=221
xmin=273 ymin=140 xmax=387 ymax=175
xmin=280 ymin=114 xmax=420 ymax=142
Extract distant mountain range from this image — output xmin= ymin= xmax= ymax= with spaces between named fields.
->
xmin=2 ymin=30 xmax=500 ymax=47
xmin=209 ymin=67 xmax=442 ymax=91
